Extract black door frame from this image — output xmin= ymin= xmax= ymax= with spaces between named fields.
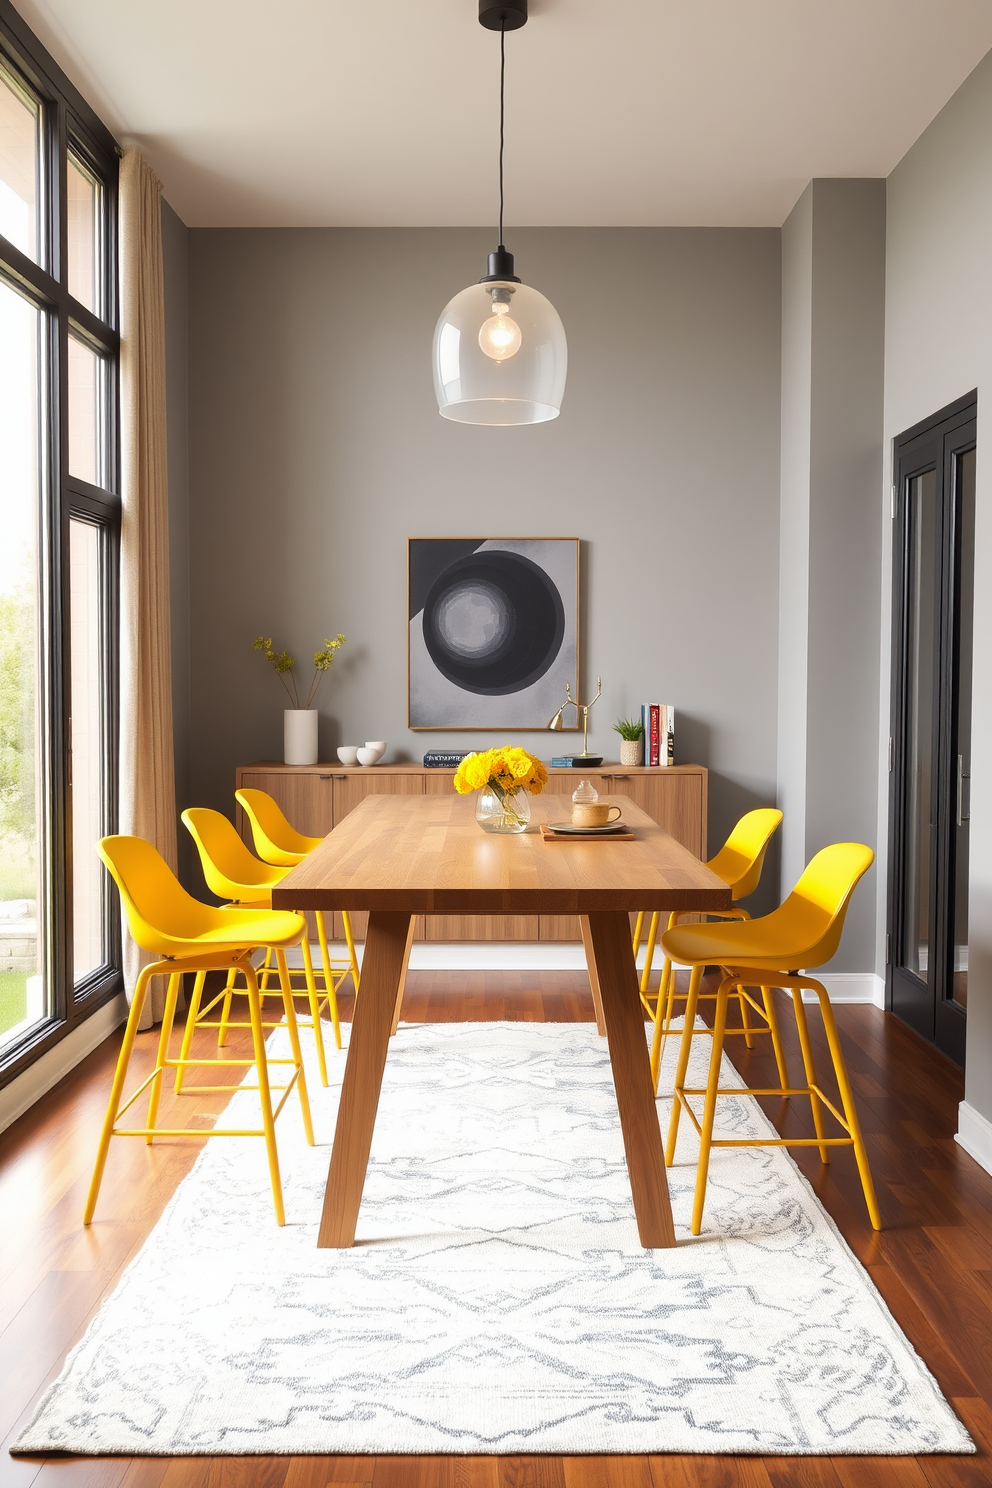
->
xmin=887 ymin=390 xmax=975 ymax=1065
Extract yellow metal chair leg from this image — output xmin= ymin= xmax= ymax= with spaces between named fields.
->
xmin=274 ymin=948 xmax=315 ymax=1146
xmin=665 ymin=964 xmax=703 ymax=1165
xmin=691 ymin=977 xmax=731 ymax=1236
xmin=257 ymin=944 xmax=275 ymax=992
xmin=737 ymin=984 xmax=755 ymax=1049
xmin=789 ymin=986 xmax=830 ymax=1163
xmin=298 ymin=934 xmax=329 ymax=1088
xmin=639 ymin=911 xmax=661 ymax=994
xmin=243 ymin=961 xmax=285 ymax=1225
xmin=632 ymin=910 xmax=645 ymax=957
xmin=144 ymin=972 xmax=182 ymax=1144
xmin=174 ymin=970 xmax=206 ymax=1093
xmin=760 ymin=984 xmax=790 ymax=1092
xmin=814 ymin=983 xmax=882 ymax=1229
xmin=84 ymin=963 xmax=154 ymax=1224
xmin=216 ymin=968 xmax=237 ymax=1047
xmin=314 ymin=910 xmax=343 ymax=1050
xmin=649 ymin=953 xmax=678 ymax=1093
xmin=342 ymin=910 xmax=360 ymax=993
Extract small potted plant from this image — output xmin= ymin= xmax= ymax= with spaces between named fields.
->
xmin=613 ymin=716 xmax=644 ymax=768
xmin=253 ymin=633 xmax=347 ymax=765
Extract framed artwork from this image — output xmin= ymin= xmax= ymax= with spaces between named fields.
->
xmin=408 ymin=537 xmax=579 ymax=730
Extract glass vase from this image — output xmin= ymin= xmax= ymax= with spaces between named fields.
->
xmin=476 ymin=785 xmax=532 ymax=833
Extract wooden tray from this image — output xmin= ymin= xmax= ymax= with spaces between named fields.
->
xmin=540 ymin=823 xmax=635 ymax=842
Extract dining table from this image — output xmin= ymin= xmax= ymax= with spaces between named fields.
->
xmin=273 ymin=790 xmax=731 ymax=1249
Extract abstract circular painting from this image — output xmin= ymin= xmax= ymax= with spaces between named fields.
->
xmin=408 ymin=538 xmax=578 ymax=729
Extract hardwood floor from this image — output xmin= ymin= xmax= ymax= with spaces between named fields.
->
xmin=3 ymin=968 xmax=992 ymax=1485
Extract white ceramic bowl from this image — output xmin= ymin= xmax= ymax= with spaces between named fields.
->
xmin=356 ymin=746 xmax=382 ymax=767
xmin=337 ymin=746 xmax=360 ymax=766
xmin=364 ymin=740 xmax=387 ymax=755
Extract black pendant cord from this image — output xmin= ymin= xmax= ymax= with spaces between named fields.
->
xmin=498 ymin=19 xmax=506 ymax=248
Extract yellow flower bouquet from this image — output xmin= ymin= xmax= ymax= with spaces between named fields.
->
xmin=454 ymin=747 xmax=548 ymax=834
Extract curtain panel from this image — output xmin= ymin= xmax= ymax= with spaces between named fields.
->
xmin=118 ymin=146 xmax=178 ymax=1027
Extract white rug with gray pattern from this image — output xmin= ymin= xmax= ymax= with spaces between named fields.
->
xmin=15 ymin=1019 xmax=972 ymax=1456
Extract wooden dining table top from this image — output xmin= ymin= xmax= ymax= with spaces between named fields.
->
xmin=272 ymin=792 xmax=731 ymax=916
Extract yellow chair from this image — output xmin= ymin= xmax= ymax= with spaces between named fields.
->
xmin=661 ymin=841 xmax=880 ymax=1236
xmin=236 ymin=787 xmax=361 ymax=1012
xmin=182 ymin=807 xmax=336 ymax=1086
xmin=86 ymin=836 xmax=314 ymax=1228
xmin=636 ymin=808 xmax=783 ymax=1090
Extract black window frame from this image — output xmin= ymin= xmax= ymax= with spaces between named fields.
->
xmin=0 ymin=0 xmax=122 ymax=1088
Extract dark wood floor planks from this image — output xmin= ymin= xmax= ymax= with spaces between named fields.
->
xmin=3 ymin=968 xmax=992 ymax=1484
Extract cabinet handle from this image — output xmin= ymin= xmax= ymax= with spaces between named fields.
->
xmin=613 ymin=774 xmax=628 ymax=780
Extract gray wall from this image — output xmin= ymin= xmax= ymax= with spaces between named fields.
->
xmin=778 ymin=181 xmax=886 ymax=972
xmin=186 ymin=226 xmax=783 ymax=881
xmin=885 ymin=50 xmax=992 ymax=1119
xmin=161 ymin=198 xmax=191 ymax=886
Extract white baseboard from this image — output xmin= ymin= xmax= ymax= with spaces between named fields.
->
xmin=801 ymin=973 xmax=885 ymax=1007
xmin=0 ymin=992 xmax=128 ymax=1136
xmin=955 ymin=1101 xmax=992 ymax=1178
xmin=308 ymin=944 xmax=884 ymax=997
xmin=299 ymin=941 xmax=676 ymax=972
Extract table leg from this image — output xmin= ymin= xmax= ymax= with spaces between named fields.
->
xmin=579 ymin=915 xmax=606 ymax=1036
xmin=317 ymin=910 xmax=412 ymax=1248
xmin=586 ymin=910 xmax=677 ymax=1248
xmin=390 ymin=916 xmax=417 ymax=1036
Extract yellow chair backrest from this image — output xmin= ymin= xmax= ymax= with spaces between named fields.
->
xmin=182 ymin=807 xmax=287 ymax=903
xmin=235 ymin=788 xmax=321 ymax=866
xmin=98 ymin=835 xmax=231 ymax=954
xmin=743 ymin=841 xmax=875 ymax=969
xmin=706 ymin=807 xmax=783 ymax=900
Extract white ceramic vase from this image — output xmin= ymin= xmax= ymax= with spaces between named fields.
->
xmin=284 ymin=708 xmax=318 ymax=765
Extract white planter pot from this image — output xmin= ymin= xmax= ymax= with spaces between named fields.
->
xmin=284 ymin=709 xmax=318 ymax=765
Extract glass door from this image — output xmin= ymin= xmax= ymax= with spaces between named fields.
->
xmin=888 ymin=395 xmax=975 ymax=1064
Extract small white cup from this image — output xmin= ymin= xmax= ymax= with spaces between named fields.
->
xmin=337 ymin=746 xmax=360 ymax=766
xmin=364 ymin=740 xmax=386 ymax=756
xmin=356 ymin=746 xmax=382 ymax=767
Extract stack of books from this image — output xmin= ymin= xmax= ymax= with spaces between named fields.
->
xmin=639 ymin=704 xmax=676 ymax=767
xmin=423 ymin=750 xmax=471 ymax=768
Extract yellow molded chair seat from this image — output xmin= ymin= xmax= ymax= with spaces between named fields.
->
xmin=87 ymin=836 xmax=314 ymax=1228
xmin=183 ymin=807 xmax=347 ymax=1085
xmin=661 ymin=841 xmax=879 ymax=1236
xmin=236 ymin=787 xmax=361 ymax=1001
xmin=639 ymin=808 xmax=783 ymax=1089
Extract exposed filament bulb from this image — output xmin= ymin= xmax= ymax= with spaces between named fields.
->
xmin=479 ymin=298 xmax=522 ymax=360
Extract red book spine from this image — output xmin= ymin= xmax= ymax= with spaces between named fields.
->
xmin=649 ymin=704 xmax=660 ymax=767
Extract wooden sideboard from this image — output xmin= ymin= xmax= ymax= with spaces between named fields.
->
xmin=235 ymin=761 xmax=708 ymax=943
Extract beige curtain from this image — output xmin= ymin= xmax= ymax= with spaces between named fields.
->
xmin=119 ymin=146 xmax=178 ymax=1028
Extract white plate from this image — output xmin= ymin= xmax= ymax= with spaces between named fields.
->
xmin=547 ymin=820 xmax=627 ymax=835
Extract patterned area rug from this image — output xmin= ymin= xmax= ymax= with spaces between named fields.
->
xmin=14 ymin=1019 xmax=972 ymax=1456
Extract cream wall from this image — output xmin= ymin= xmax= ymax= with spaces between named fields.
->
xmin=185 ymin=226 xmax=783 ymax=894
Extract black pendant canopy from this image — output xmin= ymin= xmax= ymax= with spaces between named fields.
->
xmin=479 ymin=1 xmax=527 ymax=31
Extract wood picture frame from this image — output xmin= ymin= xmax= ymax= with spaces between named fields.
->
xmin=407 ymin=537 xmax=579 ymax=730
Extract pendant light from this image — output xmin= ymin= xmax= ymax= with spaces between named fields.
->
xmin=432 ymin=0 xmax=567 ymax=426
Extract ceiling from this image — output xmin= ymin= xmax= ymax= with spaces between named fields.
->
xmin=13 ymin=0 xmax=992 ymax=228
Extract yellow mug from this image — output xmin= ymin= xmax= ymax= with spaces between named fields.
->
xmin=572 ymin=802 xmax=623 ymax=828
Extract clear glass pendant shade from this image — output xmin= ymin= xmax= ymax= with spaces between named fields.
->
xmin=433 ymin=279 xmax=567 ymax=425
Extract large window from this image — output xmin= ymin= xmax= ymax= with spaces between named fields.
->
xmin=0 ymin=2 xmax=119 ymax=1076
